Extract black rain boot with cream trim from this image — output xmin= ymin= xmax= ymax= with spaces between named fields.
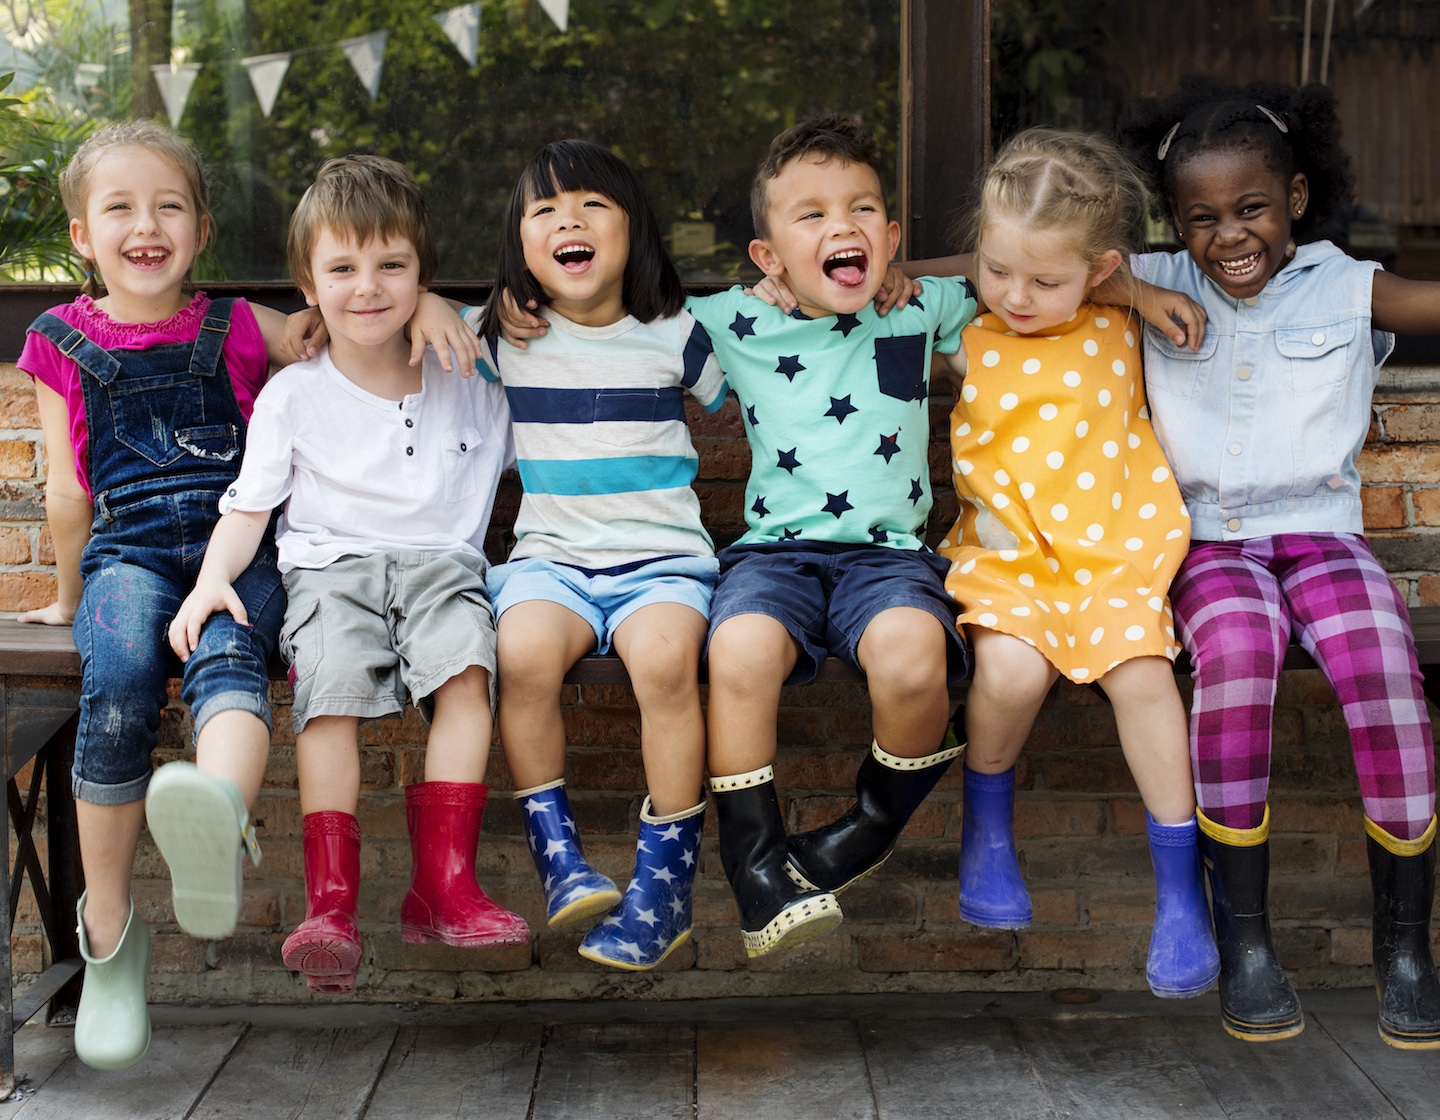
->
xmin=1367 ymin=815 xmax=1440 ymax=1050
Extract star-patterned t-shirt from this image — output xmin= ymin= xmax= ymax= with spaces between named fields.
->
xmin=687 ymin=276 xmax=978 ymax=551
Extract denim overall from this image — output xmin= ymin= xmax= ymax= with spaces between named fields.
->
xmin=28 ymin=300 xmax=284 ymax=805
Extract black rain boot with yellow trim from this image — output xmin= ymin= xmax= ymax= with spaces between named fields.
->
xmin=1367 ymin=815 xmax=1440 ymax=1050
xmin=785 ymin=722 xmax=964 ymax=894
xmin=1198 ymin=806 xmax=1304 ymax=1041
xmin=710 ymin=766 xmax=842 ymax=957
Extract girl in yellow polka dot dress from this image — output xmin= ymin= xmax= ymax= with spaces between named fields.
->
xmin=939 ymin=128 xmax=1220 ymax=999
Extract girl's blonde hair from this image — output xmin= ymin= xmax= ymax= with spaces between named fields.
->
xmin=968 ymin=128 xmax=1147 ymax=292
xmin=59 ymin=120 xmax=212 ymax=299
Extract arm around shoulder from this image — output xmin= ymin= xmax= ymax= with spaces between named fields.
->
xmin=1372 ymin=271 xmax=1440 ymax=337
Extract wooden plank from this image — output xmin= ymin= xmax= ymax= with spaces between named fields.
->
xmin=697 ymin=1019 xmax=876 ymax=1120
xmin=365 ymin=1023 xmax=541 ymax=1120
xmin=1312 ymin=1010 xmax=1440 ymax=1120
xmin=863 ymin=1017 xmax=1061 ymax=1120
xmin=1015 ymin=1017 xmax=1227 ymax=1120
xmin=533 ymin=1022 xmax=693 ymax=1120
xmin=13 ymin=1023 xmax=243 ymax=1120
xmin=190 ymin=1025 xmax=396 ymax=1120
xmin=1163 ymin=1013 xmax=1403 ymax=1120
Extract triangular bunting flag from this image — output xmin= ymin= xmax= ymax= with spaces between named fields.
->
xmin=241 ymin=52 xmax=293 ymax=118
xmin=435 ymin=4 xmax=481 ymax=68
xmin=151 ymin=63 xmax=201 ymax=128
xmin=340 ymin=30 xmax=389 ymax=101
xmin=537 ymin=0 xmax=569 ymax=32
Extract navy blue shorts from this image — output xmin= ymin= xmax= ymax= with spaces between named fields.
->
xmin=707 ymin=543 xmax=970 ymax=685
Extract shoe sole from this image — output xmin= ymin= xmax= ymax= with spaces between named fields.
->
xmin=784 ymin=850 xmax=892 ymax=896
xmin=145 ymin=765 xmax=244 ymax=940
xmin=743 ymin=893 xmax=843 ymax=957
xmin=1378 ymin=1022 xmax=1440 ymax=1049
xmin=957 ymin=903 xmax=1032 ymax=929
xmin=549 ymin=888 xmax=623 ymax=930
xmin=578 ymin=927 xmax=693 ymax=971
xmin=1221 ymin=1013 xmax=1306 ymax=1042
xmin=402 ymin=924 xmax=531 ymax=948
xmin=282 ymin=936 xmax=361 ymax=978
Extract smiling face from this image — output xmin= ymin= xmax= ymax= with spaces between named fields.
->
xmin=70 ymin=145 xmax=208 ymax=323
xmin=976 ymin=216 xmax=1119 ymax=336
xmin=748 ymin=154 xmax=901 ymax=319
xmin=519 ymin=188 xmax=631 ymax=327
xmin=1170 ymin=146 xmax=1307 ymax=300
xmin=302 ymin=225 xmax=421 ymax=366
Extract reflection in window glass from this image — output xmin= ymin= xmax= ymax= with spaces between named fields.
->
xmin=990 ymin=0 xmax=1439 ymax=358
xmin=2 ymin=1 xmax=901 ymax=283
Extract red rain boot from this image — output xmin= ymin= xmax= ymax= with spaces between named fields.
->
xmin=281 ymin=812 xmax=362 ymax=993
xmin=400 ymin=782 xmax=530 ymax=947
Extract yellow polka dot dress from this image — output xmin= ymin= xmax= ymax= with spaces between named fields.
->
xmin=939 ymin=306 xmax=1190 ymax=682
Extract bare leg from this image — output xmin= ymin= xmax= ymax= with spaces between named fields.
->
xmin=76 ymin=799 xmax=145 ymax=957
xmin=963 ymin=628 xmax=1059 ymax=774
xmin=612 ymin=602 xmax=708 ymax=815
xmin=296 ymin=715 xmax=362 ymax=816
xmin=1097 ymin=656 xmax=1196 ymax=825
xmin=705 ymin=613 xmax=798 ymax=776
xmin=194 ymin=709 xmax=270 ymax=808
xmin=857 ymin=607 xmax=953 ymax=757
xmin=423 ymin=665 xmax=493 ymax=784
xmin=496 ymin=600 xmax=596 ymax=790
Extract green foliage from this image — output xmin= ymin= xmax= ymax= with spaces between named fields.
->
xmin=0 ymin=72 xmax=91 ymax=281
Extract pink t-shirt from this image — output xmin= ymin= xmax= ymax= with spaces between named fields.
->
xmin=19 ymin=293 xmax=268 ymax=498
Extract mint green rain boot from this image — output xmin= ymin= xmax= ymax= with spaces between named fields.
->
xmin=146 ymin=761 xmax=262 ymax=939
xmin=75 ymin=892 xmax=151 ymax=1070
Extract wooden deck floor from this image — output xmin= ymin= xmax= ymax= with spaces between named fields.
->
xmin=2 ymin=989 xmax=1437 ymax=1119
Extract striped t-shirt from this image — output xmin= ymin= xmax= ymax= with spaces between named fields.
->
xmin=469 ymin=306 xmax=729 ymax=569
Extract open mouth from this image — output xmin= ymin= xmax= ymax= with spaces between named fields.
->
xmin=554 ymin=243 xmax=596 ymax=272
xmin=124 ymin=247 xmax=170 ymax=269
xmin=822 ymin=248 xmax=867 ymax=287
xmin=1216 ymin=251 xmax=1262 ymax=283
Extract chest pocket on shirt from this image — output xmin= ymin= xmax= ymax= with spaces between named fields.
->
xmin=1142 ymin=323 xmax=1218 ymax=404
xmin=1278 ymin=321 xmax=1355 ymax=393
xmin=442 ymin=427 xmax=482 ymax=503
xmin=592 ymin=388 xmax=660 ymax=447
xmin=874 ymin=334 xmax=928 ymax=402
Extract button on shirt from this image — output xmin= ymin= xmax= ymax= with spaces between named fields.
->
xmin=220 ymin=347 xmax=515 ymax=571
xmin=1132 ymin=242 xmax=1394 ymax=542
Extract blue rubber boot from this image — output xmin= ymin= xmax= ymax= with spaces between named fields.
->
xmin=957 ymin=766 xmax=1032 ymax=928
xmin=515 ymin=779 xmax=621 ymax=929
xmin=579 ymin=797 xmax=705 ymax=970
xmin=1146 ymin=812 xmax=1222 ymax=998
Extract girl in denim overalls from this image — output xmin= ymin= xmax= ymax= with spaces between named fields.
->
xmin=20 ymin=122 xmax=300 ymax=1072
xmin=1123 ymin=77 xmax=1440 ymax=1049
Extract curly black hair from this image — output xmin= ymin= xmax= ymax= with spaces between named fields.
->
xmin=1116 ymin=75 xmax=1355 ymax=244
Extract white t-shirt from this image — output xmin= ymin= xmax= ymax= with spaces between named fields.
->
xmin=220 ymin=347 xmax=514 ymax=572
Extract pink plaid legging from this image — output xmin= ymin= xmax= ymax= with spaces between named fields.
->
xmin=1171 ymin=532 xmax=1435 ymax=840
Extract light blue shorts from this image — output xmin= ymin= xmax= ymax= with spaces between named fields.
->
xmin=489 ymin=554 xmax=717 ymax=654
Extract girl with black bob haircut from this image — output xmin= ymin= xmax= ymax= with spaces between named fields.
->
xmin=1118 ymin=76 xmax=1440 ymax=1050
xmin=464 ymin=138 xmax=728 ymax=972
xmin=478 ymin=138 xmax=684 ymax=338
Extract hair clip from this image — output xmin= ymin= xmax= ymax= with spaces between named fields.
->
xmin=1256 ymin=104 xmax=1289 ymax=133
xmin=1156 ymin=122 xmax=1181 ymax=161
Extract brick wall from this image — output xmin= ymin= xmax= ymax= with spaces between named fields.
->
xmin=2 ymin=358 xmax=1437 ymax=1004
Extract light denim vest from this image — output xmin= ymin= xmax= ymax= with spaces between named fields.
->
xmin=1133 ymin=242 xmax=1394 ymax=542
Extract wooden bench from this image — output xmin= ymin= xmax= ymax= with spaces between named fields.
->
xmin=4 ymin=609 xmax=1440 ymax=1093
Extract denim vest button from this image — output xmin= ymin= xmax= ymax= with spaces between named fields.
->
xmin=1229 ymin=443 xmax=1242 ymax=455
xmin=1311 ymin=332 xmax=1325 ymax=345
xmin=1227 ymin=517 xmax=1241 ymax=531
xmin=1237 ymin=366 xmax=1251 ymax=380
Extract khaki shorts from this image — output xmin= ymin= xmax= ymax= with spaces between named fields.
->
xmin=281 ymin=551 xmax=497 ymax=732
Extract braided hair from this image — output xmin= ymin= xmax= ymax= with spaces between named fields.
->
xmin=1118 ymin=75 xmax=1354 ymax=244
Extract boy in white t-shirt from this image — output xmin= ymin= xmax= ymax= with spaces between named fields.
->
xmin=169 ymin=155 xmax=525 ymax=994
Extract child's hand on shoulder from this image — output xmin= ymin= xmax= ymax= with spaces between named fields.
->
xmin=873 ymin=264 xmax=921 ymax=315
xmin=496 ymin=289 xmax=549 ymax=349
xmin=409 ymin=291 xmax=481 ymax=374
xmin=281 ymin=307 xmax=325 ymax=364
xmin=168 ymin=579 xmax=249 ymax=662
xmin=1135 ymin=281 xmax=1208 ymax=352
xmin=746 ymin=276 xmax=799 ymax=314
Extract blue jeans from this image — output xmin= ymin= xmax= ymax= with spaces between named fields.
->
xmin=73 ymin=487 xmax=284 ymax=805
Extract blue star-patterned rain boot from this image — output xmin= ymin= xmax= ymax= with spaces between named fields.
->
xmin=515 ymin=779 xmax=622 ymax=928
xmin=957 ymin=765 xmax=1033 ymax=928
xmin=1145 ymin=812 xmax=1221 ymax=999
xmin=579 ymin=797 xmax=705 ymax=970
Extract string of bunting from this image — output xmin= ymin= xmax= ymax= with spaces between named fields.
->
xmin=147 ymin=0 xmax=570 ymax=127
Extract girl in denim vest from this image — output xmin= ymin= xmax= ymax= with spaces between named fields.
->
xmin=1123 ymin=76 xmax=1440 ymax=1049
